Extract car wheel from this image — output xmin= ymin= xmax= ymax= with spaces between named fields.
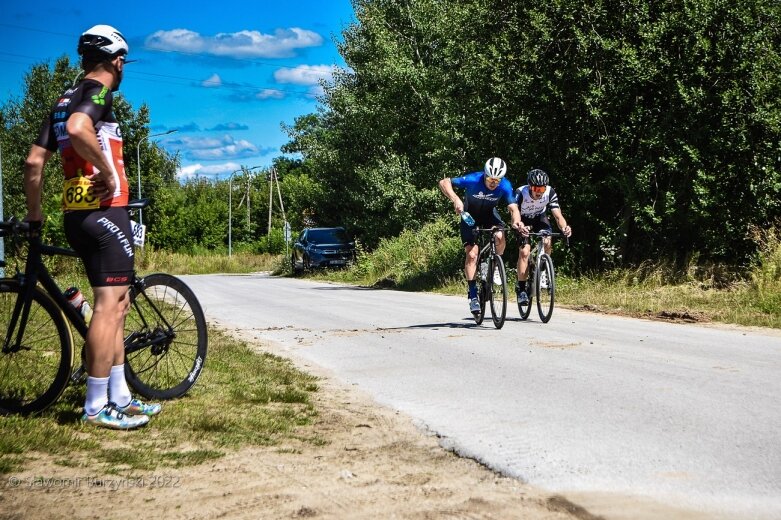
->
xmin=303 ymin=254 xmax=311 ymax=270
xmin=291 ymin=255 xmax=301 ymax=275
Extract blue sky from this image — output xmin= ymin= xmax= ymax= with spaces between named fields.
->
xmin=0 ymin=0 xmax=355 ymax=179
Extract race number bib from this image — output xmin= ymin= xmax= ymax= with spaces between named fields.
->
xmin=130 ymin=219 xmax=146 ymax=247
xmin=63 ymin=176 xmax=99 ymax=210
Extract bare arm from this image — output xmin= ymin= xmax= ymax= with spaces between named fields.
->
xmin=66 ymin=112 xmax=116 ymax=198
xmin=438 ymin=178 xmax=464 ymax=215
xmin=508 ymin=203 xmax=529 ymax=236
xmin=551 ymin=208 xmax=572 ymax=237
xmin=23 ymin=144 xmax=54 ymax=222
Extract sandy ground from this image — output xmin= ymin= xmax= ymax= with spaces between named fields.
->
xmin=0 ymin=333 xmax=596 ymax=520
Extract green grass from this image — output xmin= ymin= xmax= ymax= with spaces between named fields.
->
xmin=0 ymin=327 xmax=319 ymax=475
xmin=135 ymin=247 xmax=278 ymax=275
xmin=289 ymin=218 xmax=781 ymax=330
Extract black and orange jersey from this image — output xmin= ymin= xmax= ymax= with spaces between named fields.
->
xmin=35 ymin=79 xmax=129 ymax=209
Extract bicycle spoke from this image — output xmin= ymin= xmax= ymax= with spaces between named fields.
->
xmin=124 ymin=273 xmax=207 ymax=400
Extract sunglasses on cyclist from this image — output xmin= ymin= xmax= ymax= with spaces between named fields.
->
xmin=529 ymin=185 xmax=546 ymax=194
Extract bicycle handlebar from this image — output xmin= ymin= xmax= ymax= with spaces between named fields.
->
xmin=0 ymin=217 xmax=36 ymax=237
xmin=473 ymin=226 xmax=504 ymax=234
xmin=513 ymin=228 xmax=570 ymax=247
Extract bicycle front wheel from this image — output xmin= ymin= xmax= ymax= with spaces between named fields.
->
xmin=0 ymin=280 xmax=73 ymax=415
xmin=124 ymin=273 xmax=208 ymax=400
xmin=489 ymin=255 xmax=507 ymax=329
xmin=536 ymin=254 xmax=556 ymax=323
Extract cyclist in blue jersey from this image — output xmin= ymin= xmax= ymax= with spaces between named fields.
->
xmin=514 ymin=168 xmax=572 ymax=304
xmin=439 ymin=157 xmax=522 ymax=313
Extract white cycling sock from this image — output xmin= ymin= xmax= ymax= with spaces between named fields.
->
xmin=84 ymin=376 xmax=109 ymax=416
xmin=109 ymin=364 xmax=133 ymax=408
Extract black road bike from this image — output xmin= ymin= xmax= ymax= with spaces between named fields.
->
xmin=472 ymin=227 xmax=508 ymax=329
xmin=517 ymin=230 xmax=562 ymax=323
xmin=0 ymin=200 xmax=208 ymax=415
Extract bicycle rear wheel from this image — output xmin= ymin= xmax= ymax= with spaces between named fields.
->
xmin=472 ymin=251 xmax=488 ymax=325
xmin=0 ymin=280 xmax=73 ymax=415
xmin=489 ymin=255 xmax=507 ymax=329
xmin=536 ymin=254 xmax=555 ymax=323
xmin=124 ymin=273 xmax=207 ymax=400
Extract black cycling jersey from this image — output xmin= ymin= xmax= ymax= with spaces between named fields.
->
xmin=35 ymin=78 xmax=130 ymax=209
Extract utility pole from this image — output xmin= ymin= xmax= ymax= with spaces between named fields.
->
xmin=267 ymin=169 xmax=274 ymax=236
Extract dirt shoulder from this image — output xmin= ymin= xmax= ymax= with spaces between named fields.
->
xmin=0 ymin=333 xmax=586 ymax=520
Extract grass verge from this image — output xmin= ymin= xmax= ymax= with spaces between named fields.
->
xmin=0 ymin=327 xmax=319 ymax=475
xmin=289 ymin=218 xmax=781 ymax=330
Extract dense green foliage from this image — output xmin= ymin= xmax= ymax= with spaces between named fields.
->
xmin=284 ymin=0 xmax=781 ymax=270
xmin=3 ymin=2 xmax=780 ymax=273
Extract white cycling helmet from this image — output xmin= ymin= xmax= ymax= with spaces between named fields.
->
xmin=78 ymin=25 xmax=129 ymax=61
xmin=484 ymin=157 xmax=507 ymax=179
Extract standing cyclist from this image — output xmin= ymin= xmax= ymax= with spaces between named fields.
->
xmin=439 ymin=158 xmax=522 ymax=314
xmin=23 ymin=25 xmax=161 ymax=429
xmin=514 ymin=168 xmax=572 ymax=304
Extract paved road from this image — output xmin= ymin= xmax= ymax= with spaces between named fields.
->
xmin=180 ymin=273 xmax=781 ymax=519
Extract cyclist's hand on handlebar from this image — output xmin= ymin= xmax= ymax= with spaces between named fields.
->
xmin=562 ymin=225 xmax=572 ymax=237
xmin=21 ymin=214 xmax=42 ymax=236
xmin=514 ymin=221 xmax=530 ymax=237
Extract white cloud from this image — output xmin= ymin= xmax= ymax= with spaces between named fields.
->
xmin=146 ymin=28 xmax=323 ymax=58
xmin=176 ymin=162 xmax=243 ymax=180
xmin=169 ymin=135 xmax=260 ymax=161
xmin=256 ymin=88 xmax=285 ymax=100
xmin=202 ymin=73 xmax=222 ymax=88
xmin=274 ymin=64 xmax=338 ymax=86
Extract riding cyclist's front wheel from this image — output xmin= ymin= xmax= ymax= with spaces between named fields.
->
xmin=0 ymin=280 xmax=73 ymax=415
xmin=489 ymin=255 xmax=507 ymax=329
xmin=124 ymin=273 xmax=208 ymax=400
xmin=536 ymin=254 xmax=556 ymax=323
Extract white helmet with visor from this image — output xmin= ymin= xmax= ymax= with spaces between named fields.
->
xmin=484 ymin=157 xmax=507 ymax=179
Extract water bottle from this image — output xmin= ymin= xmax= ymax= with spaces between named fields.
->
xmin=461 ymin=211 xmax=475 ymax=226
xmin=64 ymin=286 xmax=93 ymax=324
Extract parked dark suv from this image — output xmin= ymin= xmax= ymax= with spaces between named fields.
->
xmin=291 ymin=227 xmax=356 ymax=273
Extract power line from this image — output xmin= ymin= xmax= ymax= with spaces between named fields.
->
xmin=0 ymin=51 xmax=333 ymax=99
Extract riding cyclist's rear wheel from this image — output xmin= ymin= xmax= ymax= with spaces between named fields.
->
xmin=517 ymin=269 xmax=533 ymax=321
xmin=0 ymin=281 xmax=73 ymax=415
xmin=124 ymin=273 xmax=208 ymax=400
xmin=489 ymin=256 xmax=507 ymax=329
xmin=536 ymin=254 xmax=555 ymax=323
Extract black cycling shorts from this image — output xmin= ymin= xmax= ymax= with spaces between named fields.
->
xmin=460 ymin=208 xmax=505 ymax=246
xmin=64 ymin=207 xmax=135 ymax=287
xmin=520 ymin=214 xmax=552 ymax=246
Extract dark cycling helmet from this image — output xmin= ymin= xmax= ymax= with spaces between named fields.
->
xmin=484 ymin=157 xmax=507 ymax=179
xmin=78 ymin=25 xmax=129 ymax=61
xmin=527 ymin=168 xmax=549 ymax=186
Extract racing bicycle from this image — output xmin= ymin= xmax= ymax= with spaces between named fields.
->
xmin=472 ymin=227 xmax=508 ymax=329
xmin=517 ymin=230 xmax=563 ymax=323
xmin=0 ymin=200 xmax=208 ymax=415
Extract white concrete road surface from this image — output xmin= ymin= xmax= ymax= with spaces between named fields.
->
xmin=180 ymin=273 xmax=781 ymax=519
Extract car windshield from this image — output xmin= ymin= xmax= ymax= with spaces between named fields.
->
xmin=308 ymin=229 xmax=349 ymax=244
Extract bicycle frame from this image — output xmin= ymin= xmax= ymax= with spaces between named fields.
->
xmin=476 ymin=227 xmax=500 ymax=267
